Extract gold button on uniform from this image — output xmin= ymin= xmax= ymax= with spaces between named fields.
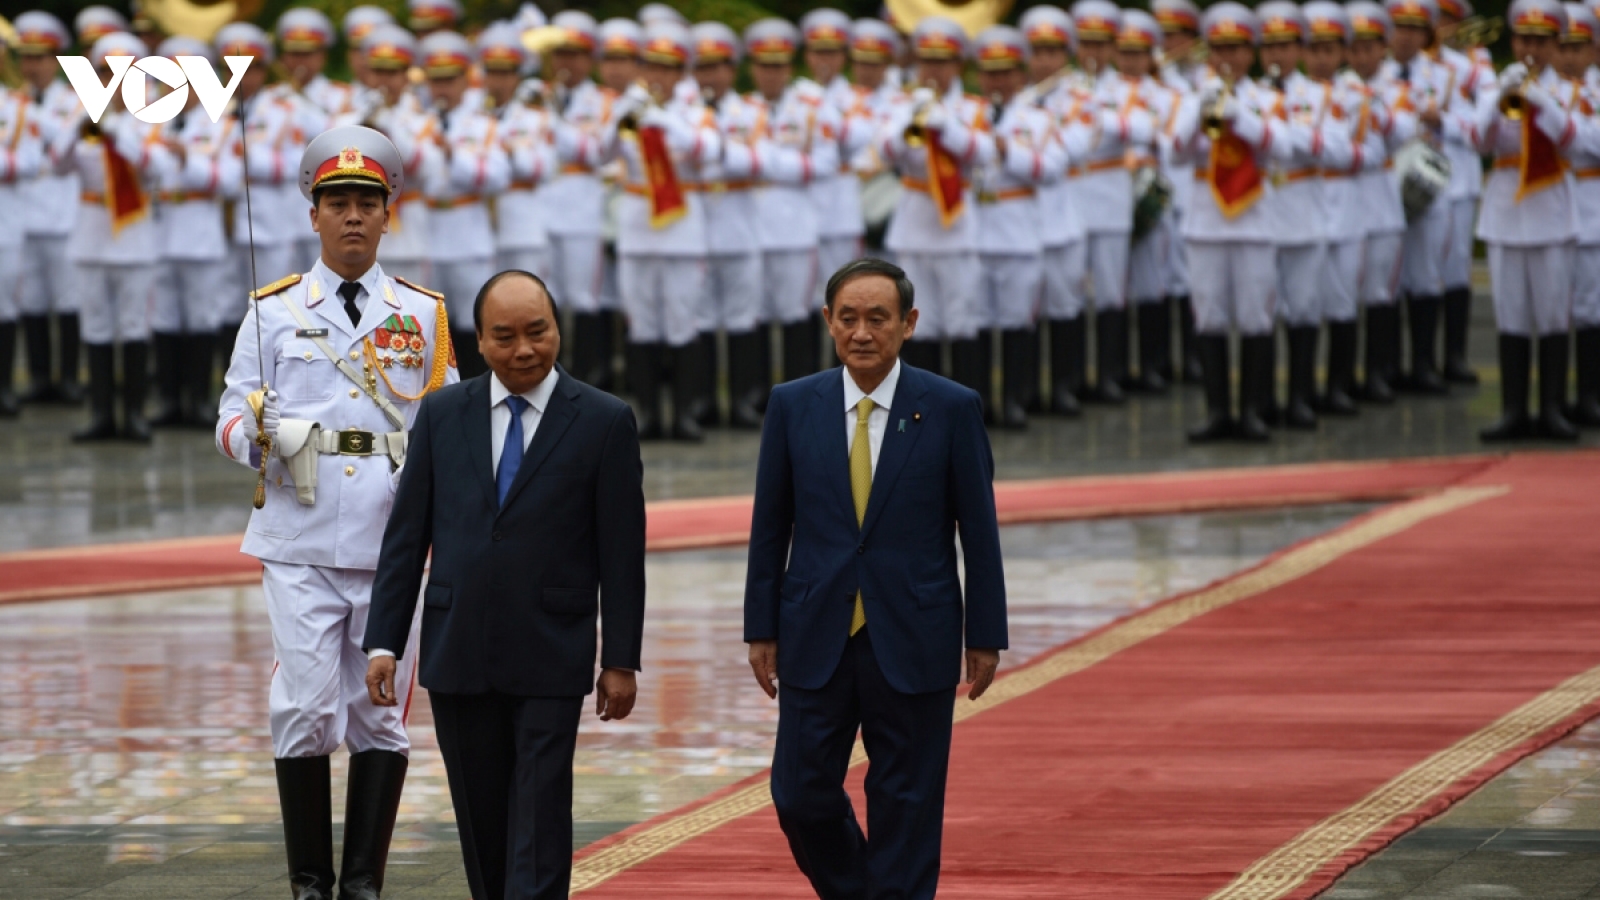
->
xmin=344 ymin=466 xmax=355 ymax=476
xmin=349 ymin=389 xmax=359 ymax=398
xmin=350 ymin=350 xmax=360 ymax=360
xmin=303 ymin=351 xmax=313 ymax=360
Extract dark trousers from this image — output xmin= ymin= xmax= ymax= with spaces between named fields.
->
xmin=430 ymin=691 xmax=584 ymax=900
xmin=771 ymin=629 xmax=956 ymax=900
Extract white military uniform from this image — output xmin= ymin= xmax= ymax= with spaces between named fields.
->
xmin=424 ymin=99 xmax=510 ymax=330
xmin=1379 ymin=51 xmax=1471 ymax=299
xmin=494 ymin=98 xmax=560 ymax=279
xmin=1269 ymin=71 xmax=1355 ymax=327
xmin=702 ymin=89 xmax=765 ymax=334
xmin=749 ymin=82 xmax=838 ymax=328
xmin=977 ymin=98 xmax=1067 ymax=329
xmin=1076 ymin=69 xmax=1156 ymax=313
xmin=539 ymin=81 xmax=615 ymax=315
xmin=216 ymin=259 xmax=459 ymax=757
xmin=1570 ymin=75 xmax=1600 ymax=330
xmin=20 ymin=78 xmax=80 ymax=319
xmin=351 ymin=95 xmax=443 ymax=285
xmin=153 ymin=107 xmax=241 ymax=336
xmin=1359 ymin=72 xmax=1412 ymax=310
xmin=0 ymin=90 xmax=43 ymax=329
xmin=1432 ymin=45 xmax=1492 ymax=294
xmin=1128 ymin=73 xmax=1182 ymax=308
xmin=230 ymin=91 xmax=306 ymax=329
xmin=1322 ymin=73 xmax=1379 ymax=326
xmin=813 ymin=74 xmax=872 ymax=284
xmin=304 ymin=73 xmax=359 ymax=120
xmin=277 ymin=86 xmax=333 ymax=271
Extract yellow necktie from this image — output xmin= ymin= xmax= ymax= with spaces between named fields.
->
xmin=850 ymin=397 xmax=874 ymax=636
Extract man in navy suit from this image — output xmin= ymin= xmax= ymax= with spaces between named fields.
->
xmin=745 ymin=257 xmax=1008 ymax=900
xmin=364 ymin=270 xmax=646 ymax=900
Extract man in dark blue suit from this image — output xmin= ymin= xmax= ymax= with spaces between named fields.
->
xmin=364 ymin=270 xmax=646 ymax=900
xmin=745 ymin=258 xmax=1008 ymax=900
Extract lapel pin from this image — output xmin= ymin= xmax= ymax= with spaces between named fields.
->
xmin=913 ymin=412 xmax=922 ymax=423
xmin=898 ymin=418 xmax=906 ymax=432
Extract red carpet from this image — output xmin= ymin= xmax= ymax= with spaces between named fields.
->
xmin=567 ymin=451 xmax=1600 ymax=899
xmin=0 ymin=455 xmax=1491 ymax=605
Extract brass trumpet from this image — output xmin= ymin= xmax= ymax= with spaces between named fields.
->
xmin=1202 ymin=65 xmax=1234 ymax=140
xmin=903 ymin=79 xmax=938 ymax=148
xmin=617 ymin=78 xmax=663 ymax=136
xmin=1500 ymin=56 xmax=1534 ymax=120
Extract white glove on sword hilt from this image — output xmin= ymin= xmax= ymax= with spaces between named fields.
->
xmin=244 ymin=389 xmax=280 ymax=445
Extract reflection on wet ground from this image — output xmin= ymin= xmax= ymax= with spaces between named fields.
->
xmin=0 ymin=506 xmax=1368 ymax=898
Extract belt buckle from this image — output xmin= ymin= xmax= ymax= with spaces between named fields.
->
xmin=337 ymin=429 xmax=375 ymax=455
xmin=977 ymin=190 xmax=998 ymax=205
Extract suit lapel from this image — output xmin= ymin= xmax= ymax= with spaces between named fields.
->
xmin=461 ymin=375 xmax=498 ymax=510
xmin=811 ymin=369 xmax=857 ymax=528
xmin=499 ymin=367 xmax=580 ymax=514
xmin=860 ymin=364 xmax=930 ymax=540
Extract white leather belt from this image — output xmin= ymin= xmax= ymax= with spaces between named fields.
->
xmin=313 ymin=428 xmax=403 ymax=456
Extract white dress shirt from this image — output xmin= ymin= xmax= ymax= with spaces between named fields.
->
xmin=490 ymin=367 xmax=560 ymax=475
xmin=843 ymin=359 xmax=900 ymax=474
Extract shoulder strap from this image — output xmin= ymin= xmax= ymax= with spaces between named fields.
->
xmin=275 ymin=292 xmax=408 ymax=431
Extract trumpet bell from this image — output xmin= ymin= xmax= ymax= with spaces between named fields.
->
xmin=1500 ymin=92 xmax=1525 ymax=120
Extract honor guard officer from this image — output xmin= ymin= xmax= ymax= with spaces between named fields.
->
xmin=0 ymin=50 xmax=43 ymax=418
xmin=58 ymin=32 xmax=178 ymax=443
xmin=1435 ymin=0 xmax=1495 ymax=384
xmin=1170 ymin=2 xmax=1293 ymax=442
xmin=408 ymin=0 xmax=459 ymax=38
xmin=278 ymin=9 xmax=357 ymax=120
xmin=216 ymin=126 xmax=458 ymax=900
xmin=877 ymin=17 xmax=997 ymax=383
xmin=1154 ymin=0 xmax=1208 ymax=383
xmin=972 ymin=25 xmax=1068 ymax=428
xmin=606 ymin=22 xmax=721 ymax=442
xmin=1258 ymin=1 xmax=1355 ymax=429
xmin=14 ymin=11 xmax=84 ymax=407
xmin=691 ymin=22 xmax=766 ymax=428
xmin=342 ymin=6 xmax=395 ymax=88
xmin=73 ymin=5 xmax=128 ymax=45
xmin=746 ymin=19 xmax=840 ymax=387
xmin=479 ymin=26 xmax=558 ymax=281
xmin=149 ymin=36 xmax=242 ymax=430
xmin=800 ymin=9 xmax=871 ymax=318
xmin=1478 ymin=0 xmax=1585 ymax=440
xmin=418 ymin=30 xmax=510 ymax=379
xmin=1022 ymin=6 xmax=1093 ymax=415
xmin=1562 ymin=2 xmax=1600 ymax=426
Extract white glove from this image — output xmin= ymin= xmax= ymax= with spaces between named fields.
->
xmin=910 ymin=87 xmax=936 ymax=107
xmin=920 ymin=102 xmax=948 ymax=131
xmin=242 ymin=390 xmax=280 ymax=445
xmin=1520 ymin=79 xmax=1556 ymax=113
xmin=624 ymin=82 xmax=653 ymax=107
xmin=1199 ymin=77 xmax=1226 ymax=106
xmin=1499 ymin=62 xmax=1528 ymax=91
xmin=1219 ymin=95 xmax=1241 ymax=122
xmin=1097 ymin=108 xmax=1123 ymax=133
xmin=1337 ymin=70 xmax=1365 ymax=93
xmin=638 ymin=105 xmax=672 ymax=129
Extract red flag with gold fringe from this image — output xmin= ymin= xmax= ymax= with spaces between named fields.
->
xmin=102 ymin=141 xmax=149 ymax=236
xmin=1517 ymin=109 xmax=1565 ymax=202
xmin=1208 ymin=129 xmax=1264 ymax=218
xmin=925 ymin=138 xmax=965 ymax=228
xmin=639 ymin=126 xmax=688 ymax=229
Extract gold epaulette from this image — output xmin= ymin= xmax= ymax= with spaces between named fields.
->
xmin=250 ymin=273 xmax=302 ymax=299
xmin=391 ymin=275 xmax=445 ymax=302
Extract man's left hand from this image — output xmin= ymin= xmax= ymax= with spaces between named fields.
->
xmin=965 ymin=649 xmax=1000 ymax=701
xmin=596 ymin=668 xmax=637 ymax=721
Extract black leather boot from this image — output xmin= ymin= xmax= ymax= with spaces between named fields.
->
xmin=1537 ymin=333 xmax=1579 ymax=441
xmin=1177 ymin=296 xmax=1203 ymax=383
xmin=73 ymin=344 xmax=119 ymax=442
xmin=1284 ymin=325 xmax=1319 ymax=430
xmin=18 ymin=315 xmax=57 ymax=404
xmin=627 ymin=342 xmax=663 ymax=440
xmin=451 ymin=330 xmax=484 ymax=380
xmin=951 ymin=337 xmax=990 ymax=420
xmin=1014 ymin=324 xmax=1041 ymax=413
xmin=1048 ymin=316 xmax=1084 ymax=416
xmin=276 ymin=756 xmax=336 ymax=900
xmin=692 ymin=332 xmax=718 ymax=428
xmin=57 ymin=314 xmax=84 ymax=405
xmin=1443 ymin=286 xmax=1479 ymax=384
xmin=1573 ymin=327 xmax=1600 ymax=427
xmin=726 ymin=329 xmax=765 ymax=429
xmin=1236 ymin=334 xmax=1273 ymax=442
xmin=1361 ymin=304 xmax=1397 ymax=404
xmin=150 ymin=332 xmax=186 ymax=427
xmin=1403 ymin=293 xmax=1448 ymax=394
xmin=592 ymin=309 xmax=617 ymax=392
xmin=670 ymin=340 xmax=706 ymax=442
xmin=337 ymin=750 xmax=408 ymax=900
xmin=1480 ymin=334 xmax=1534 ymax=442
xmin=999 ymin=329 xmax=1031 ymax=429
xmin=120 ymin=341 xmax=152 ymax=443
xmin=0 ymin=321 xmax=17 ymax=417
xmin=185 ymin=332 xmax=216 ymax=427
xmin=1260 ymin=331 xmax=1281 ymax=427
xmin=782 ymin=320 xmax=818 ymax=384
xmin=901 ymin=339 xmax=941 ymax=375
xmin=1319 ymin=320 xmax=1360 ymax=416
xmin=1132 ymin=302 xmax=1169 ymax=392
xmin=1187 ymin=334 xmax=1233 ymax=442
xmin=1087 ymin=308 xmax=1127 ymax=403
xmin=571 ymin=312 xmax=609 ymax=390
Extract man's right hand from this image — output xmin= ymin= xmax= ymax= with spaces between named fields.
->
xmin=243 ymin=389 xmax=280 ymax=444
xmin=748 ymin=640 xmax=778 ymax=699
xmin=366 ymin=655 xmax=398 ymax=707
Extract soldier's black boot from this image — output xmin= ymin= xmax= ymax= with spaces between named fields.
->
xmin=1261 ymin=331 xmax=1282 ymax=427
xmin=1537 ymin=333 xmax=1579 ymax=441
xmin=999 ymin=329 xmax=1031 ymax=429
xmin=1187 ymin=334 xmax=1233 ymax=443
xmin=1014 ymin=323 xmax=1041 ymax=413
xmin=901 ymin=338 xmax=941 ymax=375
xmin=1236 ymin=334 xmax=1273 ymax=442
xmin=18 ymin=315 xmax=57 ymax=404
xmin=119 ymin=341 xmax=151 ymax=443
xmin=73 ymin=344 xmax=119 ymax=442
xmin=1404 ymin=294 xmax=1448 ymax=394
xmin=1027 ymin=327 xmax=1048 ymax=412
xmin=692 ymin=332 xmax=718 ymax=427
xmin=951 ymin=337 xmax=990 ymax=421
xmin=337 ymin=750 xmax=407 ymax=900
xmin=1320 ymin=320 xmax=1360 ymax=416
xmin=781 ymin=320 xmax=818 ymax=384
xmin=1132 ymin=302 xmax=1169 ymax=392
xmin=184 ymin=332 xmax=216 ymax=426
xmin=627 ymin=342 xmax=663 ymax=440
xmin=1088 ymin=308 xmax=1127 ymax=404
xmin=1480 ymin=334 xmax=1534 ymax=442
xmin=593 ymin=309 xmax=617 ymax=392
xmin=726 ymin=329 xmax=764 ymax=429
xmin=1443 ymin=286 xmax=1479 ymax=385
xmin=1361 ymin=304 xmax=1397 ymax=404
xmin=1573 ymin=327 xmax=1600 ymax=427
xmin=275 ymin=756 xmax=336 ymax=900
xmin=1177 ymin=296 xmax=1203 ymax=383
xmin=451 ymin=330 xmax=484 ymax=379
xmin=1048 ymin=316 xmax=1084 ymax=416
xmin=1284 ymin=325 xmax=1319 ymax=430
xmin=57 ymin=314 xmax=84 ymax=405
xmin=150 ymin=332 xmax=186 ymax=428
xmin=0 ymin=321 xmax=17 ymax=418
xmin=670 ymin=340 xmax=706 ymax=442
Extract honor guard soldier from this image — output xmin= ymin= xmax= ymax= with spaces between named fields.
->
xmin=278 ymin=9 xmax=357 ymax=120
xmin=149 ymin=36 xmax=242 ymax=429
xmin=1170 ymin=2 xmax=1293 ymax=442
xmin=606 ymin=22 xmax=721 ymax=442
xmin=972 ymin=25 xmax=1068 ymax=428
xmin=418 ymin=30 xmax=510 ymax=379
xmin=692 ymin=22 xmax=766 ymax=428
xmin=1154 ymin=0 xmax=1208 ymax=383
xmin=746 ymin=19 xmax=840 ymax=388
xmin=877 ymin=17 xmax=997 ymax=383
xmin=848 ymin=19 xmax=905 ymax=122
xmin=479 ymin=26 xmax=557 ymax=280
xmin=1258 ymin=1 xmax=1355 ymax=429
xmin=0 ymin=53 xmax=43 ymax=418
xmin=57 ymin=32 xmax=178 ymax=443
xmin=408 ymin=0 xmax=459 ymax=38
xmin=1563 ymin=3 xmax=1600 ymax=426
xmin=14 ymin=11 xmax=83 ymax=407
xmin=1477 ymin=0 xmax=1585 ymax=440
xmin=342 ymin=6 xmax=395 ymax=88
xmin=800 ymin=9 xmax=872 ymax=322
xmin=1436 ymin=0 xmax=1496 ymax=384
xmin=73 ymin=5 xmax=128 ymax=46
xmin=1022 ymin=6 xmax=1093 ymax=415
xmin=217 ymin=126 xmax=458 ymax=900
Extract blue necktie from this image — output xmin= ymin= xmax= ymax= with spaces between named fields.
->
xmin=497 ymin=395 xmax=528 ymax=507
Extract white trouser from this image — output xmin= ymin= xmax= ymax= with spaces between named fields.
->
xmin=1400 ymin=201 xmax=1450 ymax=297
xmin=1488 ymin=242 xmax=1572 ymax=336
xmin=76 ymin=263 xmax=158 ymax=344
xmin=550 ymin=234 xmax=606 ymax=314
xmin=703 ymin=252 xmax=762 ymax=333
xmin=1442 ymin=197 xmax=1477 ymax=292
xmin=1324 ymin=239 xmax=1363 ymax=324
xmin=1361 ymin=232 xmax=1405 ymax=308
xmin=1167 ymin=209 xmax=1190 ymax=295
xmin=0 ymin=245 xmax=20 ymax=322
xmin=229 ymin=243 xmax=297 ymax=328
xmin=762 ymin=248 xmax=817 ymax=326
xmin=1186 ymin=241 xmax=1278 ymax=336
xmin=895 ymin=250 xmax=980 ymax=340
xmin=435 ymin=258 xmax=497 ymax=330
xmin=497 ymin=247 xmax=551 ymax=283
xmin=1041 ymin=241 xmax=1088 ymax=319
xmin=263 ymin=561 xmax=419 ymax=759
xmin=1573 ymin=244 xmax=1600 ymax=328
xmin=977 ymin=253 xmax=1043 ymax=330
xmin=21 ymin=234 xmax=73 ymax=315
xmin=1128 ymin=223 xmax=1173 ymax=306
xmin=619 ymin=254 xmax=704 ymax=347
xmin=1086 ymin=232 xmax=1130 ymax=311
xmin=1277 ymin=243 xmax=1327 ymax=327
xmin=152 ymin=259 xmax=233 ymax=333
xmin=816 ymin=236 xmax=862 ymax=302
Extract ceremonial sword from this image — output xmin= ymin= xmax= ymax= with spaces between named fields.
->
xmin=237 ymin=92 xmax=272 ymax=509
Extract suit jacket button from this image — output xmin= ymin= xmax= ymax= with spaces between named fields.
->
xmin=492 ymin=531 xmax=503 ymax=541
xmin=857 ymin=544 xmax=865 ymax=555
